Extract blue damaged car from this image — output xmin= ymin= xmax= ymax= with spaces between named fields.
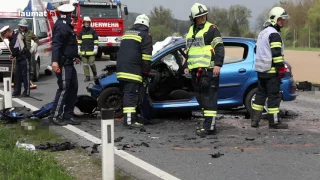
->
xmin=86 ymin=37 xmax=297 ymax=118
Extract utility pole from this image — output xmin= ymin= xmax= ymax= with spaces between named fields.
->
xmin=309 ymin=25 xmax=311 ymax=48
xmin=293 ymin=29 xmax=296 ymax=48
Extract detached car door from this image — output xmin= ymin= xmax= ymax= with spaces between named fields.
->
xmin=218 ymin=41 xmax=254 ymax=99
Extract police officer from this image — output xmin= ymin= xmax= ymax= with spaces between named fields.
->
xmin=184 ymin=3 xmax=225 ymax=136
xmin=251 ymin=7 xmax=289 ymax=129
xmin=77 ymin=16 xmax=99 ymax=81
xmin=18 ymin=18 xmax=39 ymax=89
xmin=0 ymin=25 xmax=31 ymax=97
xmin=49 ymin=4 xmax=81 ymax=126
xmin=116 ymin=14 xmax=153 ymax=128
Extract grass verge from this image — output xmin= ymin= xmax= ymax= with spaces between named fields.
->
xmin=0 ymin=119 xmax=134 ymax=180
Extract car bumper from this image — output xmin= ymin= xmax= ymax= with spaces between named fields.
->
xmin=281 ymin=77 xmax=297 ymax=101
xmin=86 ymin=83 xmax=103 ymax=99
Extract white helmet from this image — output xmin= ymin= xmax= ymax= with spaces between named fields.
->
xmin=268 ymin=7 xmax=289 ymax=25
xmin=57 ymin=4 xmax=75 ymax=13
xmin=18 ymin=19 xmax=28 ymax=27
xmin=83 ymin=16 xmax=91 ymax=22
xmin=134 ymin=14 xmax=150 ymax=27
xmin=190 ymin=3 xmax=208 ymax=19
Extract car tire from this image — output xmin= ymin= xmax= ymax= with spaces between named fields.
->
xmin=32 ymin=61 xmax=40 ymax=82
xmin=244 ymin=87 xmax=268 ymax=118
xmin=97 ymin=87 xmax=123 ymax=118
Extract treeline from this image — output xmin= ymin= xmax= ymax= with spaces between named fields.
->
xmin=124 ymin=5 xmax=254 ymax=43
xmin=257 ymin=0 xmax=320 ymax=48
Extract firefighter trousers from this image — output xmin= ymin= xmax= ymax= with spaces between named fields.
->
xmin=50 ymin=65 xmax=78 ymax=119
xmin=191 ymin=70 xmax=219 ymax=131
xmin=82 ymin=56 xmax=97 ymax=77
xmin=119 ymin=80 xmax=142 ymax=125
xmin=13 ymin=58 xmax=30 ymax=96
xmin=252 ymin=76 xmax=281 ymax=116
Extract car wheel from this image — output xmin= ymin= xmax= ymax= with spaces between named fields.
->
xmin=32 ymin=61 xmax=40 ymax=82
xmin=97 ymin=87 xmax=123 ymax=118
xmin=244 ymin=88 xmax=268 ymax=117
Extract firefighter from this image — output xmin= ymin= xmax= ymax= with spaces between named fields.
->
xmin=18 ymin=18 xmax=39 ymax=89
xmin=0 ymin=25 xmax=31 ymax=97
xmin=184 ymin=3 xmax=225 ymax=136
xmin=77 ymin=16 xmax=99 ymax=81
xmin=116 ymin=14 xmax=153 ymax=128
xmin=251 ymin=7 xmax=289 ymax=129
xmin=49 ymin=4 xmax=81 ymax=126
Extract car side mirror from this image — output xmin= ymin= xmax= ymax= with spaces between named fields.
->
xmin=124 ymin=7 xmax=128 ymax=15
xmin=38 ymin=32 xmax=48 ymax=39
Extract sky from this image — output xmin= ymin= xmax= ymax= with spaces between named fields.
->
xmin=120 ymin=0 xmax=281 ymax=28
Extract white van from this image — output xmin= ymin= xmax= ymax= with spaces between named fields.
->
xmin=0 ymin=0 xmax=53 ymax=81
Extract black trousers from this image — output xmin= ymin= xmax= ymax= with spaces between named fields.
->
xmin=119 ymin=80 xmax=142 ymax=125
xmin=191 ymin=70 xmax=219 ymax=130
xmin=50 ymin=65 xmax=78 ymax=119
xmin=252 ymin=76 xmax=281 ymax=114
xmin=13 ymin=58 xmax=30 ymax=95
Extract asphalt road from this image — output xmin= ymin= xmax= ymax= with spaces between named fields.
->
xmin=1 ymin=58 xmax=320 ymax=180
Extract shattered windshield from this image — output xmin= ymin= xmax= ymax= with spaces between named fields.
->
xmin=0 ymin=18 xmax=33 ymax=31
xmin=153 ymin=41 xmax=180 ymax=57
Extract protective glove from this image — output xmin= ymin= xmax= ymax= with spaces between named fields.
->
xmin=78 ymin=46 xmax=81 ymax=55
xmin=30 ymin=43 xmax=38 ymax=54
xmin=94 ymin=45 xmax=98 ymax=55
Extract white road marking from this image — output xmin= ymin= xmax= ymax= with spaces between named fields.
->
xmin=0 ymin=90 xmax=180 ymax=180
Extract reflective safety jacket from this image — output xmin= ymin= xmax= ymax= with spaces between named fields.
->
xmin=185 ymin=21 xmax=224 ymax=70
xmin=255 ymin=25 xmax=285 ymax=74
xmin=116 ymin=24 xmax=153 ymax=83
xmin=77 ymin=27 xmax=99 ymax=56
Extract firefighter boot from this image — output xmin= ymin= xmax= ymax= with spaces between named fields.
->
xmin=84 ymin=76 xmax=90 ymax=82
xmin=196 ymin=117 xmax=216 ymax=137
xmin=251 ymin=110 xmax=262 ymax=128
xmin=123 ymin=113 xmax=144 ymax=129
xmin=268 ymin=113 xmax=288 ymax=129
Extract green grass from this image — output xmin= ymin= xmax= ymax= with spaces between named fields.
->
xmin=0 ymin=123 xmax=73 ymax=180
xmin=285 ymin=47 xmax=320 ymax=51
xmin=0 ymin=120 xmax=134 ymax=180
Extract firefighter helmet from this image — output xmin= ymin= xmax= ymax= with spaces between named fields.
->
xmin=57 ymin=4 xmax=75 ymax=13
xmin=83 ymin=16 xmax=91 ymax=22
xmin=190 ymin=3 xmax=208 ymax=19
xmin=18 ymin=19 xmax=28 ymax=27
xmin=268 ymin=7 xmax=289 ymax=25
xmin=134 ymin=14 xmax=150 ymax=27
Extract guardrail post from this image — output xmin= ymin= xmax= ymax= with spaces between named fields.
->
xmin=101 ymin=108 xmax=115 ymax=180
xmin=3 ymin=77 xmax=12 ymax=108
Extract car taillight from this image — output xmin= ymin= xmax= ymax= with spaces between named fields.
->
xmin=284 ymin=63 xmax=293 ymax=77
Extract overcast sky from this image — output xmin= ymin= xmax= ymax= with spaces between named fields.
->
xmin=120 ymin=0 xmax=281 ymax=27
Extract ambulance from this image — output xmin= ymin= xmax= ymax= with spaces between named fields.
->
xmin=0 ymin=0 xmax=54 ymax=81
xmin=49 ymin=0 xmax=128 ymax=60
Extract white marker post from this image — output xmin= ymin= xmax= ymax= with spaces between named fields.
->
xmin=101 ymin=108 xmax=115 ymax=180
xmin=3 ymin=77 xmax=12 ymax=108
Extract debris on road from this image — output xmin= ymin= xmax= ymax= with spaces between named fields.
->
xmin=91 ymin=144 xmax=99 ymax=154
xmin=148 ymin=136 xmax=159 ymax=139
xmin=141 ymin=142 xmax=150 ymax=147
xmin=209 ymin=152 xmax=224 ymax=158
xmin=16 ymin=141 xmax=36 ymax=151
xmin=245 ymin=137 xmax=255 ymax=141
xmin=36 ymin=142 xmax=76 ymax=152
xmin=114 ymin=137 xmax=124 ymax=142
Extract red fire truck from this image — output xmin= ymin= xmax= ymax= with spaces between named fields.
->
xmin=50 ymin=0 xmax=128 ymax=60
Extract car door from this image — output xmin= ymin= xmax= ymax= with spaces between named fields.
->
xmin=34 ymin=18 xmax=51 ymax=70
xmin=218 ymin=42 xmax=254 ymax=99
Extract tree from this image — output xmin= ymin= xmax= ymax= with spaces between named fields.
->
xmin=228 ymin=5 xmax=252 ymax=36
xmin=150 ymin=5 xmax=174 ymax=29
xmin=207 ymin=7 xmax=229 ymax=33
xmin=229 ymin=19 xmax=241 ymax=37
xmin=307 ymin=0 xmax=320 ymax=46
xmin=149 ymin=25 xmax=174 ymax=43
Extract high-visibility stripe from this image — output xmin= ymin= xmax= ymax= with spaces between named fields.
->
xmin=142 ymin=54 xmax=152 ymax=61
xmin=211 ymin=37 xmax=223 ymax=48
xmin=80 ymin=51 xmax=94 ymax=55
xmin=82 ymin=34 xmax=93 ymax=39
xmin=266 ymin=67 xmax=276 ymax=73
xmin=94 ymin=40 xmax=99 ymax=44
xmin=203 ymin=110 xmax=217 ymax=117
xmin=122 ymin=34 xmax=142 ymax=42
xmin=267 ymin=107 xmax=279 ymax=114
xmin=77 ymin=40 xmax=82 ymax=44
xmin=272 ymin=56 xmax=284 ymax=63
xmin=252 ymin=103 xmax=264 ymax=111
xmin=123 ymin=107 xmax=136 ymax=113
xmin=117 ymin=72 xmax=142 ymax=82
xmin=270 ymin=42 xmax=282 ymax=48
